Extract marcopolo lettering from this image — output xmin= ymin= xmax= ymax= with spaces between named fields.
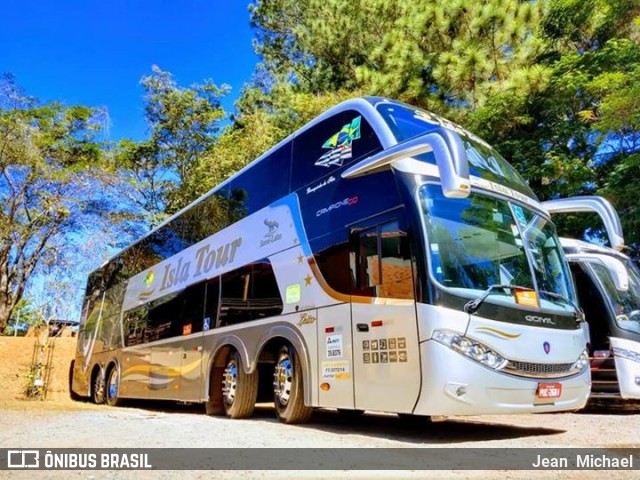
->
xmin=316 ymin=196 xmax=359 ymax=217
xmin=524 ymin=315 xmax=555 ymax=326
xmin=160 ymin=237 xmax=242 ymax=291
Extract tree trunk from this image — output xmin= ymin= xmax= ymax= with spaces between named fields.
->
xmin=0 ymin=301 xmax=12 ymax=332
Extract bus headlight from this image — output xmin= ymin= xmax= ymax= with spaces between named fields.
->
xmin=432 ymin=330 xmax=508 ymax=370
xmin=572 ymin=350 xmax=590 ymax=371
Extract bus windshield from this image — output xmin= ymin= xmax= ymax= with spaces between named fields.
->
xmin=590 ymin=259 xmax=640 ymax=334
xmin=377 ymin=102 xmax=536 ymax=199
xmin=420 ymin=185 xmax=576 ymax=314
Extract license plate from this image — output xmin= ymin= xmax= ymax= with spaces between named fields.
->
xmin=537 ymin=383 xmax=562 ymax=399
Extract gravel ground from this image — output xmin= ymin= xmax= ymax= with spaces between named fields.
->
xmin=2 ymin=337 xmax=639 ymax=479
xmin=0 ymin=400 xmax=638 ymax=480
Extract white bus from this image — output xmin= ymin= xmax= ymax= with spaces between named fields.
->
xmin=70 ymin=97 xmax=590 ymax=423
xmin=544 ymin=196 xmax=640 ymax=402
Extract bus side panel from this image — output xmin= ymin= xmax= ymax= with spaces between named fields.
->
xmin=120 ymin=345 xmax=151 ymax=400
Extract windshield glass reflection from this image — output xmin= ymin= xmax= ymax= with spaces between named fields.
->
xmin=421 ymin=185 xmax=575 ymax=313
xmin=591 ymin=260 xmax=640 ymax=334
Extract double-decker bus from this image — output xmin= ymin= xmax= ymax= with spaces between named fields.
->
xmin=70 ymin=97 xmax=590 ymax=423
xmin=544 ymin=196 xmax=640 ymax=402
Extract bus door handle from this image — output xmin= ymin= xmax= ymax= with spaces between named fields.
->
xmin=356 ymin=323 xmax=369 ymax=332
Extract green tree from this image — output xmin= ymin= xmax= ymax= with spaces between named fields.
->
xmin=0 ymin=74 xmax=118 ymax=331
xmin=250 ymin=0 xmax=544 ymax=112
xmin=117 ymin=66 xmax=229 ymax=221
xmin=470 ymin=0 xmax=640 ymax=252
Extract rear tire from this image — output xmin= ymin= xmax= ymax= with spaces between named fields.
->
xmin=104 ymin=365 xmax=123 ymax=407
xmin=205 ymin=365 xmax=225 ymax=416
xmin=273 ymin=345 xmax=313 ymax=424
xmin=92 ymin=368 xmax=105 ymax=404
xmin=68 ymin=360 xmax=82 ymax=402
xmin=222 ymin=351 xmax=258 ymax=419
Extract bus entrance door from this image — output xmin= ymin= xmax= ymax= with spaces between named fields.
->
xmin=351 ymin=303 xmax=421 ymax=413
xmin=349 ymin=217 xmax=421 ymax=413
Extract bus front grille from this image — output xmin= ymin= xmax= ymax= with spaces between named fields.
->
xmin=502 ymin=360 xmax=577 ymax=378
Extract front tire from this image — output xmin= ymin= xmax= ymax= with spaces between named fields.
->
xmin=222 ymin=351 xmax=258 ymax=419
xmin=273 ymin=345 xmax=313 ymax=424
xmin=104 ymin=366 xmax=123 ymax=407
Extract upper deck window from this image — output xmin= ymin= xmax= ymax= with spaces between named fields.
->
xmin=376 ymin=102 xmax=536 ymax=199
xmin=291 ymin=110 xmax=382 ymax=191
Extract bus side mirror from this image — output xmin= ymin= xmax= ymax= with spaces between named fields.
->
xmin=542 ymin=196 xmax=624 ymax=251
xmin=342 ymin=127 xmax=471 ymax=198
xmin=567 ymin=253 xmax=629 ymax=291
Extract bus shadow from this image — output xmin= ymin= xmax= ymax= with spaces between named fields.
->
xmin=118 ymin=401 xmax=565 ymax=444
xmin=249 ymin=405 xmax=564 ymax=445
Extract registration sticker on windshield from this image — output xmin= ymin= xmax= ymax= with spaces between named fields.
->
xmin=514 ymin=288 xmax=539 ymax=307
xmin=537 ymin=383 xmax=562 ymax=399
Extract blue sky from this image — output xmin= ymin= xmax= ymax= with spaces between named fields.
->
xmin=0 ymin=0 xmax=259 ymax=140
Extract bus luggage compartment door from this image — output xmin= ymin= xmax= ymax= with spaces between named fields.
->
xmin=317 ymin=303 xmax=354 ymax=409
xmin=610 ymin=336 xmax=640 ymax=399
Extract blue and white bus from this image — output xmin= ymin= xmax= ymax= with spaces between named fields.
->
xmin=71 ymin=98 xmax=590 ymax=423
xmin=545 ymin=196 xmax=640 ymax=402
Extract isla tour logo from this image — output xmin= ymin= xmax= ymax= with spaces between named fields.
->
xmin=143 ymin=270 xmax=155 ymax=287
xmin=8 ymin=450 xmax=39 ymax=468
xmin=138 ymin=270 xmax=156 ymax=301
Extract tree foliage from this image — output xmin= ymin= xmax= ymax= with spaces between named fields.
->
xmin=116 ymin=66 xmax=228 ymax=221
xmin=0 ymin=75 xmax=120 ymax=329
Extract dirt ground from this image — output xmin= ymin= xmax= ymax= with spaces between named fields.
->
xmin=1 ymin=336 xmax=639 ymax=479
xmin=0 ymin=336 xmax=77 ymax=402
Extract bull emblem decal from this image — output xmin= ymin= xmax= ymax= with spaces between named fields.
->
xmin=261 ymin=219 xmax=282 ymax=247
xmin=264 ymin=219 xmax=279 ymax=233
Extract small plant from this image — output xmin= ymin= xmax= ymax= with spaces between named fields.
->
xmin=24 ymin=341 xmax=54 ymax=400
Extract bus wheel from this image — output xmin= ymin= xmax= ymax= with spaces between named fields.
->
xmin=105 ymin=366 xmax=123 ymax=407
xmin=68 ymin=360 xmax=82 ymax=402
xmin=92 ymin=368 xmax=105 ymax=404
xmin=222 ymin=351 xmax=257 ymax=419
xmin=273 ymin=345 xmax=313 ymax=424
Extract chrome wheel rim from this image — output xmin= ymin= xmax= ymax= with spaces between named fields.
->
xmin=274 ymin=352 xmax=293 ymax=406
xmin=222 ymin=358 xmax=238 ymax=406
xmin=107 ymin=371 xmax=118 ymax=400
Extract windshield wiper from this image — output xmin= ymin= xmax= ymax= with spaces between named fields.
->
xmin=539 ymin=290 xmax=585 ymax=322
xmin=464 ymin=284 xmax=530 ymax=315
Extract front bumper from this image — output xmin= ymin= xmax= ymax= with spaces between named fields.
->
xmin=413 ymin=340 xmax=591 ymax=416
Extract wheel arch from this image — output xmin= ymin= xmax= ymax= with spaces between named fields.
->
xmin=254 ymin=325 xmax=313 ymax=406
xmin=203 ymin=334 xmax=251 ymax=402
